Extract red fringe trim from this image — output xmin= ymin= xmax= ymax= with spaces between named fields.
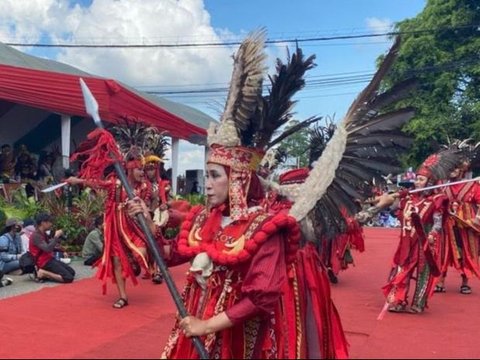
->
xmin=176 ymin=207 xmax=301 ymax=266
xmin=71 ymin=128 xmax=124 ymax=179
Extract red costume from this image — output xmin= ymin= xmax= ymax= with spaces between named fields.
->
xmin=154 ymin=31 xmax=347 ymax=359
xmin=328 ymin=215 xmax=365 ymax=277
xmin=270 ymin=168 xmax=365 ymax=281
xmin=442 ymin=181 xmax=480 ymax=279
xmin=262 ymin=168 xmax=349 ymax=358
xmin=162 ymin=205 xmax=302 ymax=358
xmin=87 ymin=176 xmax=152 ymax=293
xmin=382 ymin=191 xmax=447 ymax=312
xmin=159 ymin=156 xmax=347 ymax=359
xmin=70 ymin=128 xmax=153 ymax=293
xmin=381 ymin=151 xmax=459 ymax=314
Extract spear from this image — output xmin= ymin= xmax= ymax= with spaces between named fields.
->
xmin=409 ymin=176 xmax=480 ymax=194
xmin=79 ymin=78 xmax=209 ymax=359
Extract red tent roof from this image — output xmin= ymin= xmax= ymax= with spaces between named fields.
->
xmin=0 ymin=43 xmax=215 ymax=144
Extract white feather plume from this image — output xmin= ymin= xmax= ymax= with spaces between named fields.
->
xmin=289 ymin=122 xmax=348 ymax=221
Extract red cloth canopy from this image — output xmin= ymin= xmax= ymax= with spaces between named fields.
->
xmin=0 ymin=64 xmax=207 ymax=141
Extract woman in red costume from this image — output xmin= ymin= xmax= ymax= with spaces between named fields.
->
xmin=144 ymin=154 xmax=171 ymax=284
xmin=381 ymin=151 xmax=459 ymax=314
xmin=67 ymin=129 xmax=153 ymax=309
xmin=129 ymin=145 xmax=347 ymax=359
xmin=127 ymin=31 xmax=348 ymax=359
xmin=144 ymin=154 xmax=170 ymax=213
xmin=435 ymin=143 xmax=480 ymax=294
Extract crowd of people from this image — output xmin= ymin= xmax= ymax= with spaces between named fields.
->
xmin=0 ymin=144 xmax=62 ymax=198
xmin=0 ymin=208 xmax=108 ymax=286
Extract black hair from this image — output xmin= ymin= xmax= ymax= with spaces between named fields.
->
xmin=1 ymin=225 xmax=13 ymax=235
xmin=35 ymin=213 xmax=53 ymax=226
xmin=94 ymin=216 xmax=104 ymax=227
xmin=23 ymin=218 xmax=35 ymax=227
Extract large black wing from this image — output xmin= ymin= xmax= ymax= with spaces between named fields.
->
xmin=289 ymin=37 xmax=417 ymax=240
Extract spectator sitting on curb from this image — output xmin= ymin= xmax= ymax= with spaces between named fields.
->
xmin=20 ymin=218 xmax=35 ymax=254
xmin=29 ymin=213 xmax=75 ymax=283
xmin=0 ymin=218 xmax=24 ymax=275
xmin=82 ymin=216 xmax=104 ymax=266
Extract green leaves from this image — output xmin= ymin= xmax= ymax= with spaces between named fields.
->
xmin=383 ymin=0 xmax=480 ymax=166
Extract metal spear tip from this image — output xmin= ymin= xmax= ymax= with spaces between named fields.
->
xmin=79 ymin=78 xmax=102 ymax=127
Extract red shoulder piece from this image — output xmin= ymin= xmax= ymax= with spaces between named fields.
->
xmin=218 ymin=212 xmax=301 ymax=265
xmin=177 ymin=209 xmax=301 ymax=266
xmin=176 ymin=205 xmax=206 ymax=257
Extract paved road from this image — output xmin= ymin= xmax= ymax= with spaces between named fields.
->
xmin=0 ymin=258 xmax=95 ymax=300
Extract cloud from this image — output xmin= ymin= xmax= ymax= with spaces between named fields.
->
xmin=0 ymin=0 xmax=296 ymax=176
xmin=365 ymin=17 xmax=393 ymax=34
xmin=0 ymin=0 xmax=239 ymax=102
xmin=163 ymin=140 xmax=205 ymax=176
xmin=0 ymin=0 xmax=235 ymax=174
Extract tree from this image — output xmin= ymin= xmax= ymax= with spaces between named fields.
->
xmin=381 ymin=0 xmax=480 ymax=166
xmin=278 ymin=120 xmax=311 ymax=168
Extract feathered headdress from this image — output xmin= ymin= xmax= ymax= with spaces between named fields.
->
xmin=109 ymin=118 xmax=167 ymax=165
xmin=70 ymin=128 xmax=124 ymax=179
xmin=71 ymin=118 xmax=169 ymax=179
xmin=442 ymin=138 xmax=480 ymax=174
xmin=207 ymin=30 xmax=267 ymax=149
xmin=207 ymin=29 xmax=321 ymax=220
xmin=417 ymin=146 xmax=468 ymax=183
xmin=206 ymin=30 xmax=268 ymax=220
xmin=254 ymin=43 xmax=322 ymax=181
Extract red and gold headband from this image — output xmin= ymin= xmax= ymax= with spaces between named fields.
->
xmin=207 ymin=145 xmax=264 ymax=221
xmin=125 ymin=159 xmax=144 ymax=170
xmin=207 ymin=145 xmax=263 ymax=172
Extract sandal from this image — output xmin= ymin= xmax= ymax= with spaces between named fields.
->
xmin=408 ymin=305 xmax=424 ymax=314
xmin=327 ymin=268 xmax=338 ymax=284
xmin=460 ymin=285 xmax=472 ymax=295
xmin=434 ymin=284 xmax=446 ymax=293
xmin=112 ymin=298 xmax=129 ymax=309
xmin=34 ymin=277 xmax=46 ymax=283
xmin=152 ymin=273 xmax=163 ymax=284
xmin=388 ymin=304 xmax=408 ymax=313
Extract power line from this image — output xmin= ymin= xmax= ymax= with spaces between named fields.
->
xmin=142 ymin=57 xmax=476 ymax=96
xmin=3 ymin=23 xmax=478 ymax=48
xmin=140 ymin=56 xmax=477 ymax=105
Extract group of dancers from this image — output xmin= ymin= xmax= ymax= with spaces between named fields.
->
xmin=63 ymin=30 xmax=479 ymax=359
xmin=379 ymin=142 xmax=480 ymax=315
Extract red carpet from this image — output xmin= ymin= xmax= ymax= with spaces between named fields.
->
xmin=332 ymin=227 xmax=480 ymax=359
xmin=0 ymin=265 xmax=187 ymax=359
xmin=1 ymin=227 xmax=479 ymax=358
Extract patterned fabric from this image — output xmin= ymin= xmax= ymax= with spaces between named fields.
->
xmin=161 ymin=207 xmax=300 ymax=359
xmin=86 ymin=178 xmax=153 ymax=294
xmin=208 ymin=145 xmax=263 ymax=172
xmin=382 ymin=192 xmax=447 ymax=311
xmin=442 ymin=182 xmax=480 ymax=279
xmin=208 ymin=145 xmax=264 ymax=221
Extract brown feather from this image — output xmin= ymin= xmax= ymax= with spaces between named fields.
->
xmin=220 ymin=29 xmax=267 ymax=139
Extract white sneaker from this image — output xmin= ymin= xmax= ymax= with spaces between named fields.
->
xmin=0 ymin=277 xmax=13 ymax=287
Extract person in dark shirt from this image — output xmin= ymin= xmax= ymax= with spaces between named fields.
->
xmin=0 ymin=218 xmax=23 ymax=274
xmin=82 ymin=216 xmax=104 ymax=266
xmin=29 ymin=213 xmax=75 ymax=283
